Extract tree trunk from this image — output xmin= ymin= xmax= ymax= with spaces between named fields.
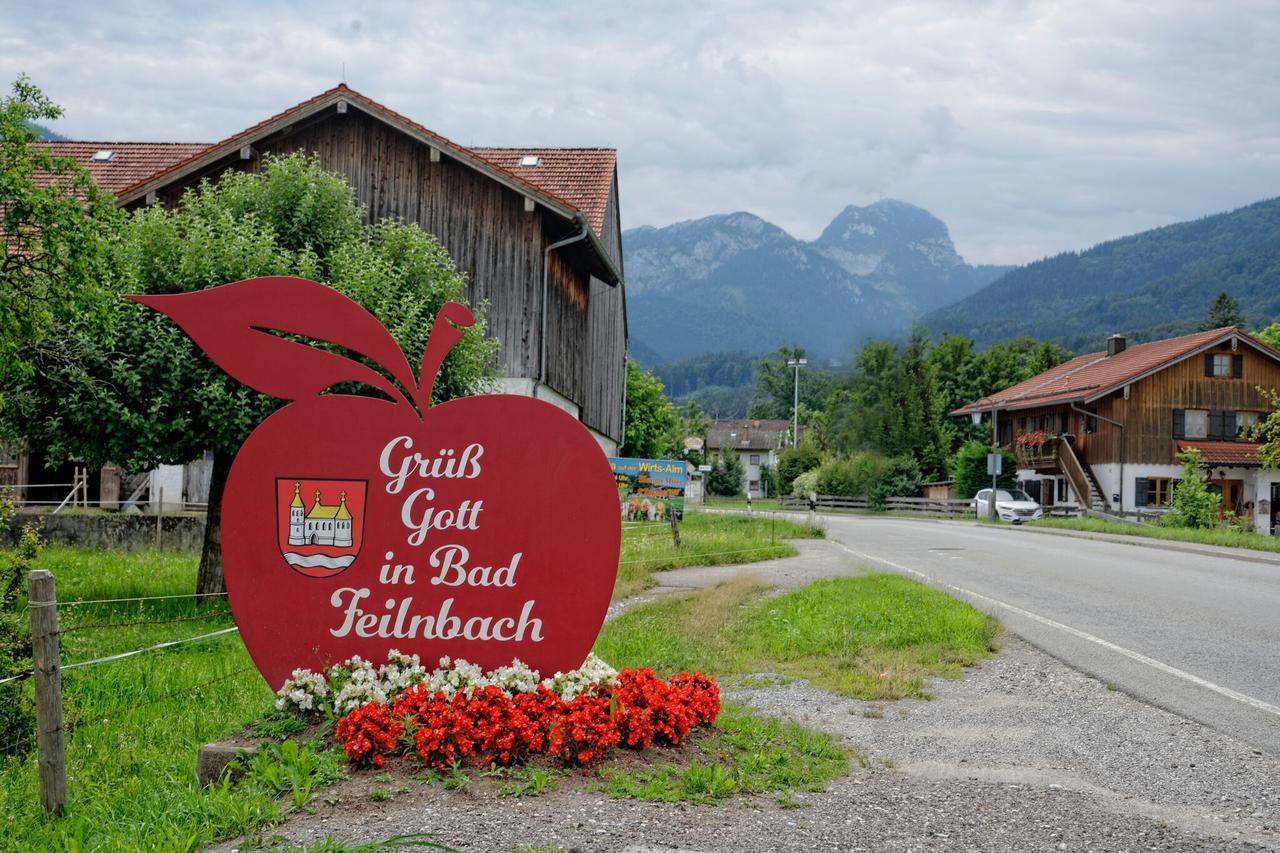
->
xmin=195 ymin=449 xmax=230 ymax=596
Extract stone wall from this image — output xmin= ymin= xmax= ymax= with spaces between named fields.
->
xmin=4 ymin=511 xmax=206 ymax=552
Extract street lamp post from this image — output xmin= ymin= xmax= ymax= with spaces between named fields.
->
xmin=786 ymin=357 xmax=807 ymax=447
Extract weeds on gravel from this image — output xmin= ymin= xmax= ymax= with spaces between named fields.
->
xmin=615 ymin=512 xmax=822 ymax=600
xmin=594 ymin=573 xmax=998 ymax=700
xmin=497 ymin=766 xmax=564 ymax=797
xmin=600 ymin=702 xmax=850 ymax=804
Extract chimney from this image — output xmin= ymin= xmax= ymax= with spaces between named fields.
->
xmin=1107 ymin=334 xmax=1127 ymax=357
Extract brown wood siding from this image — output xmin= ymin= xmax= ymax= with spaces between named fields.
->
xmin=129 ymin=106 xmax=625 ymax=441
xmin=582 ymin=171 xmax=625 ymax=440
xmin=1087 ymin=342 xmax=1280 ymax=465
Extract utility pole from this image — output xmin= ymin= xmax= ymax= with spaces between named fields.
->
xmin=787 ymin=356 xmax=807 ymax=447
xmin=990 ymin=408 xmax=999 ymax=519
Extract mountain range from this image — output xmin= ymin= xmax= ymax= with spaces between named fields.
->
xmin=920 ymin=197 xmax=1280 ymax=351
xmin=624 ymin=200 xmax=1011 ymax=363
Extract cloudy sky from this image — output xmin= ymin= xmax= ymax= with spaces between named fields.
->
xmin=4 ymin=0 xmax=1278 ymax=265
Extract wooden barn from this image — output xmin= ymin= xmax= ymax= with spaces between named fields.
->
xmin=39 ymin=84 xmax=627 ymax=458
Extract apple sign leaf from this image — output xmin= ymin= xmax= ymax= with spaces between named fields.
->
xmin=128 ymin=276 xmax=443 ymax=409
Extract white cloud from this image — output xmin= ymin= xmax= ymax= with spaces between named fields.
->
xmin=3 ymin=0 xmax=1278 ymax=265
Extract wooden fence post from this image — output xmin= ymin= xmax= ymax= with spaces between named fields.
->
xmin=668 ymin=504 xmax=681 ymax=549
xmin=28 ymin=569 xmax=66 ymax=814
xmin=154 ymin=487 xmax=163 ymax=550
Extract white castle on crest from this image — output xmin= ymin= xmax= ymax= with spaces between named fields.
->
xmin=287 ymin=482 xmax=353 ymax=548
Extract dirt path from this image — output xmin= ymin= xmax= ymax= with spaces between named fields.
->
xmin=215 ymin=542 xmax=1280 ymax=851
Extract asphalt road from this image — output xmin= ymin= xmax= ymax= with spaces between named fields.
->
xmin=820 ymin=515 xmax=1280 ymax=756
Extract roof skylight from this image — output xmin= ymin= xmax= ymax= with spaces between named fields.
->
xmin=91 ymin=150 xmax=116 ymax=162
xmin=518 ymin=155 xmax=541 ymax=167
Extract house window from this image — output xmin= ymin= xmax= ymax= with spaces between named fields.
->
xmin=1182 ymin=409 xmax=1209 ymax=439
xmin=1057 ymin=478 xmax=1068 ymax=502
xmin=1238 ymin=411 xmax=1262 ymax=439
xmin=748 ymin=480 xmax=760 ymax=492
xmin=1136 ymin=477 xmax=1175 ymax=507
xmin=1205 ymin=352 xmax=1243 ymax=378
xmin=749 ymin=454 xmax=760 ymax=465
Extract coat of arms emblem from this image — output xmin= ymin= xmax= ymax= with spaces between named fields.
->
xmin=276 ymin=478 xmax=367 ymax=578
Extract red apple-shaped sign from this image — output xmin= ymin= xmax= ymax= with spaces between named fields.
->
xmin=130 ymin=277 xmax=621 ymax=690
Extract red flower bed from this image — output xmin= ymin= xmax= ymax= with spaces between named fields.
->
xmin=334 ymin=701 xmax=405 ymax=768
xmin=333 ymin=668 xmax=719 ymax=770
xmin=548 ymin=688 xmax=620 ymax=765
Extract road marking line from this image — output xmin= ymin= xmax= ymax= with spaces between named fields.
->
xmin=832 ymin=540 xmax=1280 ymax=720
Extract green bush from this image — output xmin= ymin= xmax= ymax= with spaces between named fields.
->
xmin=706 ymin=451 xmax=745 ymax=497
xmin=1162 ymin=449 xmax=1221 ymax=529
xmin=776 ymin=441 xmax=822 ymax=495
xmin=0 ymin=522 xmax=39 ymax=754
xmin=951 ymin=440 xmax=1016 ymax=499
xmin=791 ymin=469 xmax=820 ymax=497
xmin=868 ymin=455 xmax=922 ymax=509
xmin=814 ymin=452 xmax=887 ymax=497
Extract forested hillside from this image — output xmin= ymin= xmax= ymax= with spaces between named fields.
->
xmin=922 ymin=197 xmax=1280 ymax=350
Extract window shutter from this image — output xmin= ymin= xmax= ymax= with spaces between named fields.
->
xmin=1223 ymin=411 xmax=1237 ymax=440
xmin=1233 ymin=354 xmax=1243 ymax=378
xmin=1205 ymin=353 xmax=1215 ymax=376
xmin=1173 ymin=409 xmax=1185 ymax=439
xmin=1210 ymin=410 xmax=1224 ymax=440
xmin=1134 ymin=478 xmax=1149 ymax=506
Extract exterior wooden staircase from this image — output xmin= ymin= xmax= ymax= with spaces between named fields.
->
xmin=1056 ymin=437 xmax=1111 ymax=512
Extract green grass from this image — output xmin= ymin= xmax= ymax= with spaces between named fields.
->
xmin=0 ymin=546 xmax=316 ymax=851
xmin=595 ymin=574 xmax=999 ymax=700
xmin=616 ymin=511 xmax=822 ymax=600
xmin=599 ymin=702 xmax=851 ymax=805
xmin=1028 ymin=516 xmax=1280 ymax=553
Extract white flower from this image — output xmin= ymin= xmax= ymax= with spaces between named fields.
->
xmin=274 ymin=667 xmax=330 ymax=715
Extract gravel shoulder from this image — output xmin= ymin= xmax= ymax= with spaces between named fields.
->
xmin=216 ymin=542 xmax=1280 ymax=852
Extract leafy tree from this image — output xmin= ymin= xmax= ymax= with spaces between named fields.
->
xmin=1253 ymin=388 xmax=1280 ymax=469
xmin=706 ymin=450 xmax=744 ymax=497
xmin=825 ymin=329 xmax=947 ymax=476
xmin=1255 ymin=322 xmax=1280 ymax=350
xmin=748 ymin=345 xmax=835 ymax=425
xmin=1 ymin=154 xmax=499 ymax=595
xmin=1201 ymin=292 xmax=1242 ymax=330
xmin=676 ymin=400 xmax=710 ymax=467
xmin=1162 ymin=449 xmax=1221 ymax=528
xmin=952 ymin=440 xmax=1016 ymax=499
xmin=0 ymin=75 xmax=120 ymax=410
xmin=621 ymin=360 xmax=679 ymax=458
xmin=776 ymin=439 xmax=822 ymax=495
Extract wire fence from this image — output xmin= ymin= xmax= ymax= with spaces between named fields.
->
xmin=1 ymin=576 xmax=250 ymax=800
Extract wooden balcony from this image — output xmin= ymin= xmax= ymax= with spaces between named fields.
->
xmin=1013 ymin=436 xmax=1059 ymax=469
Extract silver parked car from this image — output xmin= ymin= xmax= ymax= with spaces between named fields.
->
xmin=975 ymin=488 xmax=1044 ymax=523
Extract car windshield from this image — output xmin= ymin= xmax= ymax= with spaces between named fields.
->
xmin=995 ymin=489 xmax=1033 ymax=502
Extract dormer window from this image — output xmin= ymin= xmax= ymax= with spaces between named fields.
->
xmin=91 ymin=150 xmax=116 ymax=163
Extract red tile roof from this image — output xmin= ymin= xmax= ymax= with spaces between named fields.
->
xmin=29 ymin=90 xmax=617 ymax=243
xmin=953 ymin=327 xmax=1280 ymax=414
xmin=32 ymin=142 xmax=211 ymax=195
xmin=1177 ymin=441 xmax=1262 ymax=467
xmin=472 ymin=148 xmax=615 ymax=234
xmin=112 ymin=85 xmax=615 ymax=238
